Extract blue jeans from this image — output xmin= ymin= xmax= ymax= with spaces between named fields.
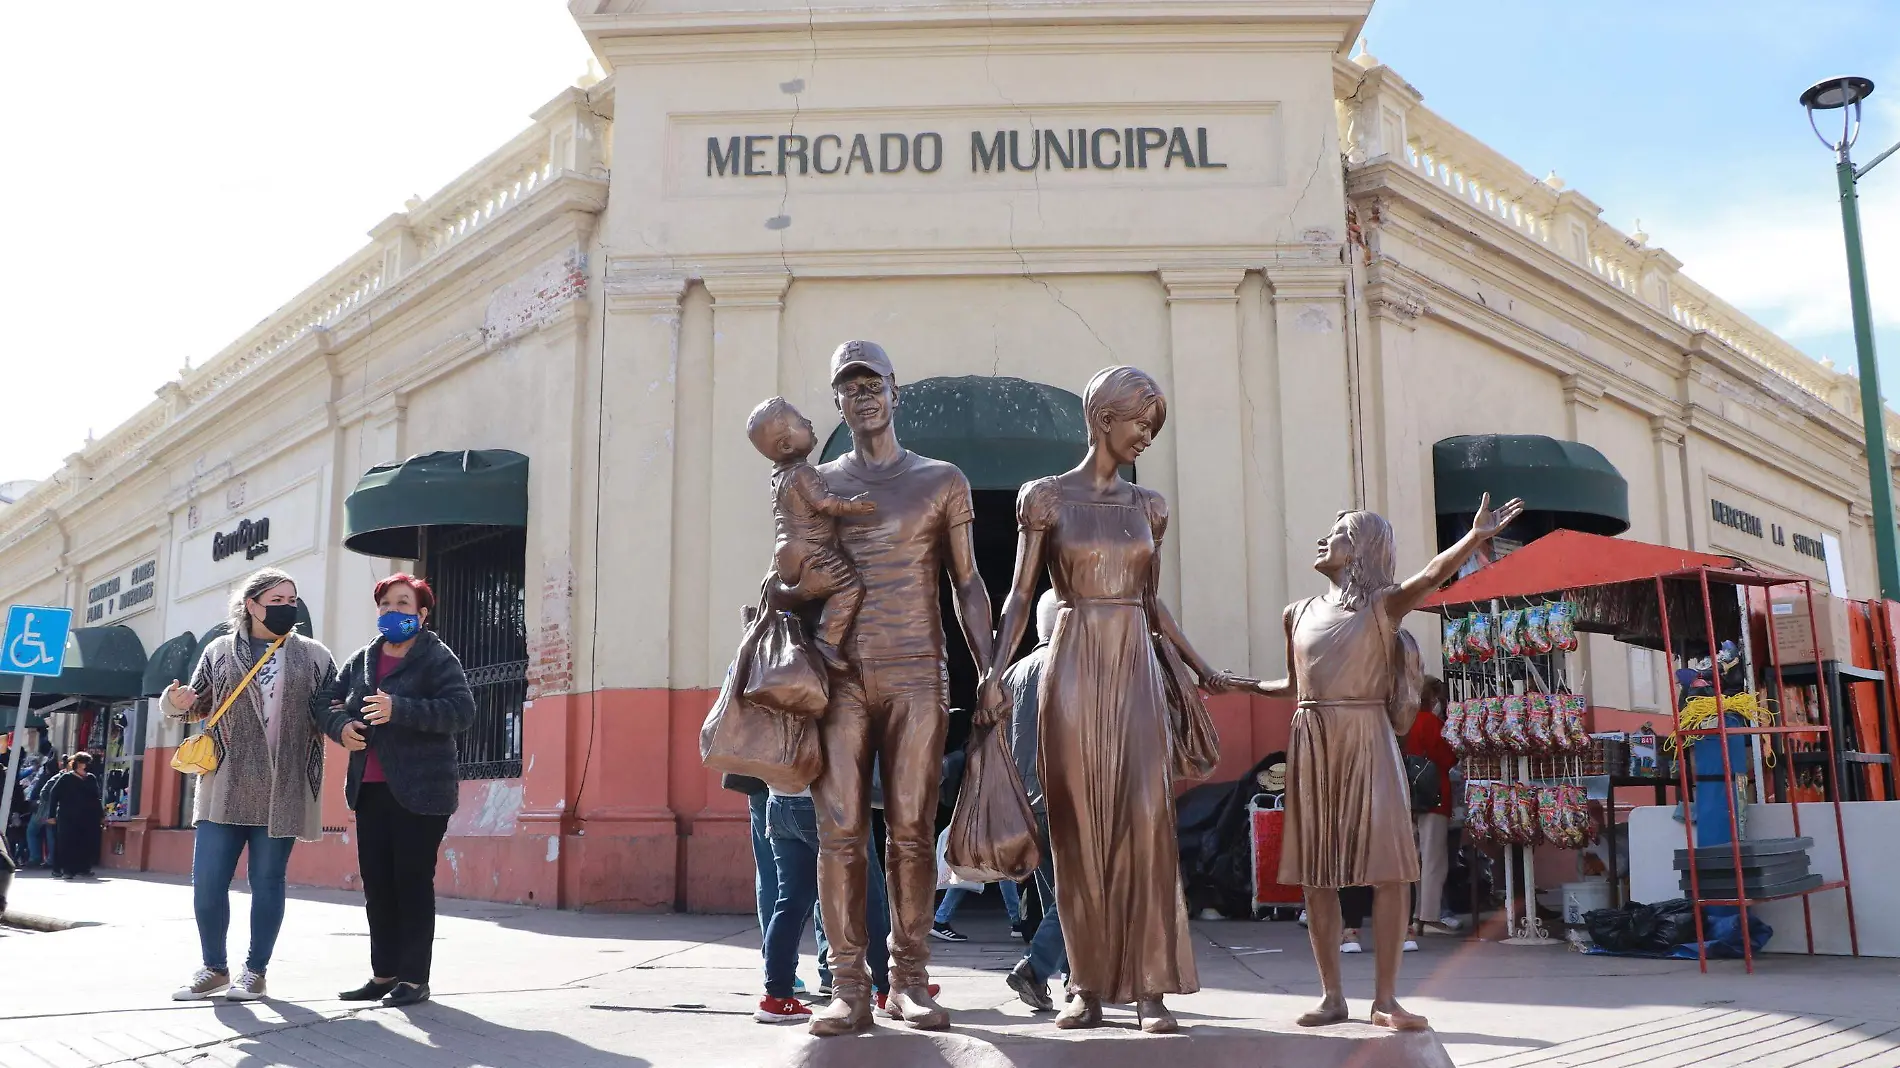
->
xmin=764 ymin=795 xmax=888 ymax=999
xmin=26 ymin=814 xmax=50 ymax=866
xmin=749 ymin=791 xmax=774 ymax=958
xmin=1023 ymin=811 xmax=1068 ymax=983
xmin=193 ymin=822 xmax=296 ymax=973
xmin=936 ymin=879 xmax=1021 ymax=925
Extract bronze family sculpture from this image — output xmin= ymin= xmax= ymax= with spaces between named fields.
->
xmin=1245 ymin=494 xmax=1521 ymax=1032
xmin=983 ymin=365 xmax=1239 ymax=1034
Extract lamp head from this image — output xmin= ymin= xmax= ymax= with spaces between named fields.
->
xmin=1803 ymin=76 xmax=1874 ymax=157
xmin=1802 ymin=76 xmax=1874 ymax=111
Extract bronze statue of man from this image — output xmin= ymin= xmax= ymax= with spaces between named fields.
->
xmin=771 ymin=340 xmax=998 ymax=1036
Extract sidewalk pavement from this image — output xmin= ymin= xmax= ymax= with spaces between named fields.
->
xmin=3 ymin=868 xmax=1899 ymax=1067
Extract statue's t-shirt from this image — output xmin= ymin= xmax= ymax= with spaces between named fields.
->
xmin=817 ymin=450 xmax=974 ymax=662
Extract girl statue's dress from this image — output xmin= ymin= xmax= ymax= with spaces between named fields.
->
xmin=1279 ymin=591 xmax=1420 ymax=889
xmin=1019 ymin=476 xmax=1198 ymax=1004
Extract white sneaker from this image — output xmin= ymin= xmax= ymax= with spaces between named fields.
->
xmin=1402 ymin=939 xmax=1420 ymax=952
xmin=1340 ymin=941 xmax=1363 ymax=954
xmin=1297 ymin=910 xmax=1309 ymax=928
xmin=172 ymin=967 xmax=230 ymax=1001
xmin=226 ymin=968 xmax=267 ymax=1001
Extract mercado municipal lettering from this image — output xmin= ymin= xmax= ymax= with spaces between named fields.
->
xmin=707 ymin=125 xmax=1226 ymax=177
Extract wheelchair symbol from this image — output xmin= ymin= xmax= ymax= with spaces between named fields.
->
xmin=7 ymin=612 xmax=54 ymax=671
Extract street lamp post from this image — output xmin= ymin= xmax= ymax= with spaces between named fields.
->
xmin=1804 ymin=76 xmax=1900 ymax=600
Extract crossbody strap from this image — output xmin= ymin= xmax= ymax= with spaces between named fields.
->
xmin=202 ymin=635 xmax=287 ymax=732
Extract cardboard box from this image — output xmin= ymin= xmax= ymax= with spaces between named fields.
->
xmin=1767 ymin=588 xmax=1852 ymax=665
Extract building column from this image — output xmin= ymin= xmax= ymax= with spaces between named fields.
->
xmin=1363 ymin=281 xmax=1437 ymax=657
xmin=1651 ymin=414 xmax=1690 ymax=549
xmin=520 ymin=270 xmax=685 ymax=911
xmin=1267 ymin=265 xmax=1356 ymax=608
xmin=1161 ymin=268 xmax=1250 ymax=673
xmin=701 ymin=272 xmax=792 ymax=684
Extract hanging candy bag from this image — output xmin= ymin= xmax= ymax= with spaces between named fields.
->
xmin=1508 ymin=782 xmax=1538 ymax=845
xmin=1500 ymin=609 xmax=1526 ymax=657
xmin=1444 ymin=616 xmax=1467 ymax=665
xmin=1464 ymin=696 xmax=1494 ymax=753
xmin=1484 ymin=696 xmax=1509 ymax=753
xmin=1560 ymin=693 xmax=1590 ymax=751
xmin=1465 ymin=781 xmax=1494 ymax=840
xmin=1466 ymin=613 xmax=1496 ymax=662
xmin=1526 ymin=604 xmax=1553 ymax=655
xmin=1443 ymin=700 xmax=1467 ymax=754
xmin=1500 ymin=694 xmax=1531 ymax=753
xmin=1526 ymin=692 xmax=1555 ymax=752
xmin=1536 ymin=785 xmax=1565 ymax=844
xmin=1549 ymin=600 xmax=1579 ymax=652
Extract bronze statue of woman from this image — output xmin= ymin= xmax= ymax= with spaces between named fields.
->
xmin=1246 ymin=495 xmax=1521 ymax=1031
xmin=982 ymin=366 xmax=1237 ymax=1034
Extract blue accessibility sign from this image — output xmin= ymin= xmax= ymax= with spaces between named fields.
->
xmin=2 ymin=604 xmax=74 ymax=677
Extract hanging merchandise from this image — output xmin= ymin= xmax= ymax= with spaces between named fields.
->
xmin=1500 ymin=610 xmax=1526 ymax=657
xmin=1466 ymin=613 xmax=1496 ymax=662
xmin=1526 ymin=604 xmax=1553 ymax=655
xmin=1526 ymin=692 xmax=1555 ymax=752
xmin=1443 ymin=700 xmax=1468 ymax=754
xmin=1548 ymin=600 xmax=1579 ymax=652
xmin=1445 ymin=617 xmax=1468 ymax=665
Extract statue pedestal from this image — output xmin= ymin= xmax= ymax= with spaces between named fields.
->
xmin=761 ymin=1017 xmax=1453 ymax=1068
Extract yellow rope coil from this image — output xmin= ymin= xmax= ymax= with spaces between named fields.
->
xmin=1664 ymin=693 xmax=1778 ymax=764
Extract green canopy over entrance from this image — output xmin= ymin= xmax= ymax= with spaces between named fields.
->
xmin=141 ymin=632 xmax=198 ymax=696
xmin=819 ymin=376 xmax=1089 ymax=491
xmin=343 ymin=449 xmax=530 ymax=559
xmin=1433 ymin=434 xmax=1630 ymax=543
xmin=0 ymin=625 xmax=147 ymax=704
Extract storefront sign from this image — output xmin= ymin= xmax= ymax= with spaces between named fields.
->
xmin=1704 ymin=477 xmax=1840 ymax=588
xmin=211 ymin=517 xmax=271 ymax=562
xmin=85 ymin=555 xmax=158 ymax=625
xmin=707 ymin=125 xmax=1227 ymax=178
xmin=1710 ymin=498 xmax=1826 ymax=561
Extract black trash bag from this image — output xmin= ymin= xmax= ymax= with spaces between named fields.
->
xmin=1646 ymin=898 xmax=1700 ymax=953
xmin=1585 ymin=901 xmax=1661 ymax=954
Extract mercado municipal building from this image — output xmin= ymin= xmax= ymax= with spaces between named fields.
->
xmin=0 ymin=0 xmax=1885 ymax=911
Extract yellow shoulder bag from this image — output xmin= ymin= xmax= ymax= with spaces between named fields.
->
xmin=170 ymin=635 xmax=286 ymax=775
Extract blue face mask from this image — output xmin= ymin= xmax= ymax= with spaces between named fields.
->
xmin=377 ymin=611 xmax=421 ymax=642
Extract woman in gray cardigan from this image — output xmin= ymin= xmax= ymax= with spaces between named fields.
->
xmin=162 ymin=568 xmax=332 ymax=1002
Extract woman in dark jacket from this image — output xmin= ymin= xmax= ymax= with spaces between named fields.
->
xmin=314 ymin=573 xmax=475 ymax=1007
xmin=47 ymin=752 xmax=105 ymax=879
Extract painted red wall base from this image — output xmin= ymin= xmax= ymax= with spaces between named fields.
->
xmin=121 ymin=688 xmax=1302 ymax=913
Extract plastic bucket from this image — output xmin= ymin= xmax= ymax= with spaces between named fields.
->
xmin=1562 ymin=881 xmax=1612 ymax=925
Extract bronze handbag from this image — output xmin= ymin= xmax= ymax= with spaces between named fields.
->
xmin=170 ymin=635 xmax=285 ymax=776
xmin=1145 ymin=562 xmax=1221 ymax=781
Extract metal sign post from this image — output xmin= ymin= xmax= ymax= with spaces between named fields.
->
xmin=1 ymin=606 xmax=75 ymax=844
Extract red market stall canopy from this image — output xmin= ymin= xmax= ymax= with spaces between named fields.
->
xmin=1420 ymin=530 xmax=1806 ymax=657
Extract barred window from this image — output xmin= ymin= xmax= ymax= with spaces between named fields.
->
xmin=423 ymin=525 xmax=527 ymax=780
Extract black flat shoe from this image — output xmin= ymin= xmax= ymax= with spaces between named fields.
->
xmin=382 ymin=982 xmax=431 ymax=1007
xmin=339 ymin=979 xmax=397 ymax=1001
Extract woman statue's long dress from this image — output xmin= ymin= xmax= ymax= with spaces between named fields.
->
xmin=982 ymin=366 xmax=1235 ymax=1035
xmin=1250 ymin=495 xmax=1522 ymax=1032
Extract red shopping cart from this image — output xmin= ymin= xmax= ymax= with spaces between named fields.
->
xmin=1249 ymin=793 xmax=1302 ymax=920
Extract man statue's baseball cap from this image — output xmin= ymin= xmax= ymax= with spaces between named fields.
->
xmin=830 ymin=340 xmax=894 ymax=384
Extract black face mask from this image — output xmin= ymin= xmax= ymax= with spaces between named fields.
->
xmin=260 ymin=603 xmax=299 ymax=637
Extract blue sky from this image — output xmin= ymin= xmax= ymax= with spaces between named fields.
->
xmin=1361 ymin=0 xmax=1900 ymax=402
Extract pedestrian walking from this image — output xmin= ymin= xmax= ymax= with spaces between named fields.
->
xmin=163 ymin=567 xmax=332 ymax=1002
xmin=26 ymin=754 xmax=64 ymax=869
xmin=317 ymin=573 xmax=475 ymax=1009
xmin=46 ymin=752 xmax=105 ymax=878
xmin=1404 ymin=677 xmax=1462 ymax=937
xmin=1000 ymin=589 xmax=1069 ymax=1011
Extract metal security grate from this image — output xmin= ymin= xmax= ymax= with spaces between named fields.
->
xmin=424 ymin=525 xmax=528 ymax=780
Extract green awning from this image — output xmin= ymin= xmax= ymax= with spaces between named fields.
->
xmin=141 ymin=632 xmax=197 ymax=696
xmin=0 ymin=625 xmax=146 ymax=703
xmin=820 ymin=376 xmax=1090 ymax=491
xmin=343 ymin=449 xmax=530 ymax=558
xmin=1433 ymin=434 xmax=1629 ymax=537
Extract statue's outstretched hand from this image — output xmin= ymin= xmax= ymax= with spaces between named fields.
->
xmin=1471 ymin=493 xmax=1526 ymax=542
